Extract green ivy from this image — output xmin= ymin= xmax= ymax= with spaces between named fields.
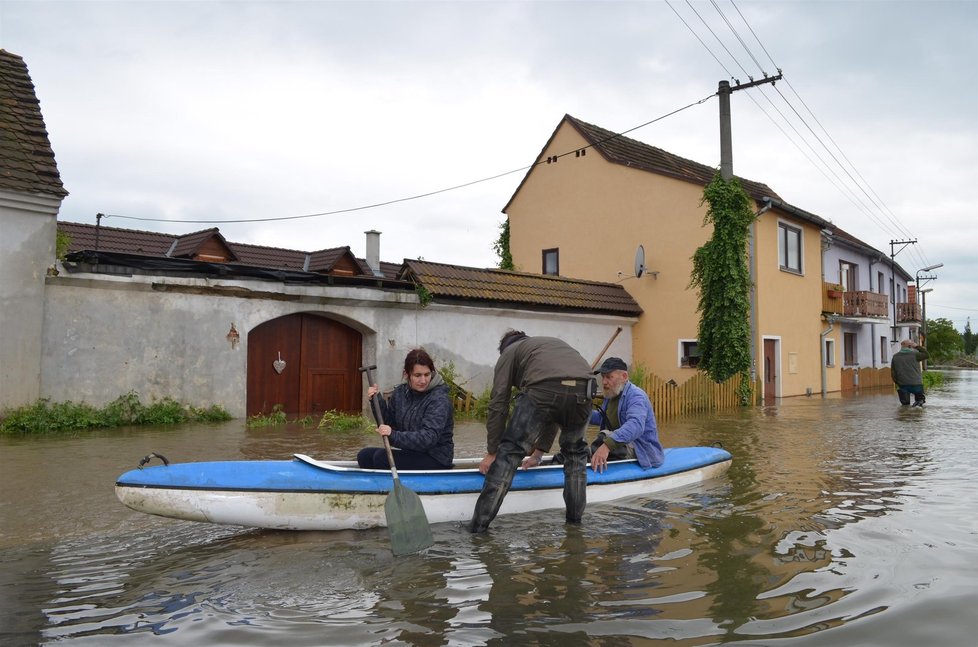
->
xmin=493 ymin=218 xmax=514 ymax=270
xmin=415 ymin=283 xmax=433 ymax=308
xmin=689 ymin=173 xmax=754 ymax=385
xmin=55 ymin=231 xmax=71 ymax=261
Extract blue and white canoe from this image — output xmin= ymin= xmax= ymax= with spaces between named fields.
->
xmin=115 ymin=447 xmax=732 ymax=531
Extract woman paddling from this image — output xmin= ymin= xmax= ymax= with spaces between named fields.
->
xmin=357 ymin=348 xmax=455 ymax=470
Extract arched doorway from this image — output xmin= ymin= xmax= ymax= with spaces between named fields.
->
xmin=246 ymin=314 xmax=363 ymax=417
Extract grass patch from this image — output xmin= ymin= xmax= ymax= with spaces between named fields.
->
xmin=923 ymin=371 xmax=945 ymax=389
xmin=318 ymin=410 xmax=370 ymax=432
xmin=0 ymin=391 xmax=231 ymax=435
xmin=246 ymin=405 xmax=367 ymax=431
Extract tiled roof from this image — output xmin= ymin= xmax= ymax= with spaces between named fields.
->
xmin=355 ymin=258 xmax=402 ymax=280
xmin=399 ymin=259 xmax=642 ymax=317
xmin=58 ymin=221 xmax=175 ymax=255
xmin=565 ymin=115 xmax=779 ymax=202
xmin=169 ymin=227 xmax=238 ymax=261
xmin=58 ymin=221 xmax=640 ymax=314
xmin=0 ymin=50 xmax=68 ymax=197
xmin=228 ymin=240 xmax=310 ymax=271
xmin=58 ymin=221 xmax=399 ymax=277
xmin=308 ymin=247 xmax=350 ymax=272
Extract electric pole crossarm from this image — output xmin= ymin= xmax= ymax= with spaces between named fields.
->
xmin=728 ymin=73 xmax=783 ymax=93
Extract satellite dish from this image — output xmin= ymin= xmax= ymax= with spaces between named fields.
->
xmin=634 ymin=245 xmax=645 ymax=278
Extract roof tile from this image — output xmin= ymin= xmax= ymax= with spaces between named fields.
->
xmin=0 ymin=50 xmax=68 ymax=197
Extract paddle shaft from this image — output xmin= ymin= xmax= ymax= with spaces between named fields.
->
xmin=591 ymin=326 xmax=623 ymax=370
xmin=360 ymin=365 xmax=400 ymax=481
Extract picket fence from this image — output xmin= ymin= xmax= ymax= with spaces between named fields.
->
xmin=452 ymin=371 xmax=754 ymax=422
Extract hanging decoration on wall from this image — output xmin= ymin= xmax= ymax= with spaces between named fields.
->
xmin=273 ymin=352 xmax=286 ymax=374
xmin=226 ymin=323 xmax=240 ymax=350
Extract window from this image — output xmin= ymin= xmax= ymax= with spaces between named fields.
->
xmin=844 ymin=332 xmax=857 ymax=366
xmin=878 ymin=271 xmax=885 ymax=294
xmin=839 ymin=261 xmax=858 ymax=291
xmin=679 ymin=340 xmax=700 ymax=368
xmin=824 ymin=338 xmax=835 ymax=367
xmin=880 ymin=336 xmax=888 ymax=363
xmin=778 ymin=222 xmax=802 ymax=273
xmin=542 ymin=248 xmax=559 ymax=276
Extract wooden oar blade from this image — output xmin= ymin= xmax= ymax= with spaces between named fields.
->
xmin=385 ymin=481 xmax=434 ymax=556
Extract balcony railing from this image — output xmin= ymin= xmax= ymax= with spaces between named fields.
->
xmin=843 ymin=290 xmax=888 ymax=318
xmin=897 ymin=302 xmax=921 ymax=323
xmin=822 ymin=282 xmax=844 ymax=315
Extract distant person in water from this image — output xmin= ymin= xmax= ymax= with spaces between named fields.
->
xmin=357 ymin=348 xmax=454 ymax=470
xmin=891 ymin=339 xmax=929 ymax=407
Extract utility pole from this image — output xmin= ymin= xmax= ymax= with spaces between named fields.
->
xmin=718 ymin=74 xmax=782 ymax=180
xmin=718 ymin=73 xmax=781 ymax=392
xmin=889 ymin=239 xmax=917 ymax=338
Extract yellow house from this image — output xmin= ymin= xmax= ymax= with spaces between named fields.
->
xmin=504 ymin=114 xmax=833 ymax=400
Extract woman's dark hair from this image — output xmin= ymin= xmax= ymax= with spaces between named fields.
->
xmin=404 ymin=348 xmax=435 ymax=375
xmin=498 ymin=329 xmax=529 ymax=354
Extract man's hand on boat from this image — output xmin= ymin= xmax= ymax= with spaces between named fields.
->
xmin=520 ymin=450 xmax=545 ymax=470
xmin=591 ymin=443 xmax=611 ymax=473
xmin=479 ymin=453 xmax=496 ymax=474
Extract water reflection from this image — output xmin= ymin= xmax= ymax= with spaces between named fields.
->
xmin=0 ymin=371 xmax=976 ymax=645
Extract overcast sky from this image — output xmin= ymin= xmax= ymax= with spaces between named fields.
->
xmin=3 ymin=0 xmax=976 ymax=329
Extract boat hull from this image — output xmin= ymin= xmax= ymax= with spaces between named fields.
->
xmin=115 ymin=447 xmax=731 ymax=531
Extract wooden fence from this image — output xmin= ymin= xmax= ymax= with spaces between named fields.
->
xmin=841 ymin=367 xmax=892 ymax=392
xmin=453 ymin=371 xmax=755 ymax=422
xmin=638 ymin=371 xmax=754 ymax=422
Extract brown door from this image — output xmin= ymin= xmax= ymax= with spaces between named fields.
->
xmin=763 ymin=338 xmax=778 ymax=404
xmin=247 ymin=313 xmax=362 ymax=416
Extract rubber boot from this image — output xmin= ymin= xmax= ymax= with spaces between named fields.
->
xmin=561 ymin=438 xmax=589 ymax=524
xmin=469 ymin=450 xmax=520 ymax=533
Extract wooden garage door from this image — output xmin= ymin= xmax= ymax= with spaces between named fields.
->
xmin=246 ymin=314 xmax=362 ymax=417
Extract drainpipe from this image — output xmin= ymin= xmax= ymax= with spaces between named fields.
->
xmin=364 ymin=230 xmax=384 ymax=277
xmin=821 ymin=316 xmax=836 ymax=397
xmin=750 ymin=200 xmax=772 ymax=388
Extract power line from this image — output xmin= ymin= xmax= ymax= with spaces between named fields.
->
xmin=106 ymin=94 xmax=714 ymax=226
xmin=692 ymin=0 xmax=933 ymax=271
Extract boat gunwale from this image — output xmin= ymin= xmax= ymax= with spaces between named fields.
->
xmin=115 ymin=448 xmax=732 ymax=496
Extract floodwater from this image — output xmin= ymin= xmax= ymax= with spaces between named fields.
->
xmin=1 ymin=372 xmax=976 ymax=646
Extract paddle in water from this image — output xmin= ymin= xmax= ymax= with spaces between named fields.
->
xmin=359 ymin=364 xmax=434 ymax=556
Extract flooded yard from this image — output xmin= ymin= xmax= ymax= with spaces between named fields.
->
xmin=1 ymin=371 xmax=976 ymax=645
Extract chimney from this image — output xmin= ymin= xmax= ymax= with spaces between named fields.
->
xmin=365 ymin=230 xmax=383 ymax=277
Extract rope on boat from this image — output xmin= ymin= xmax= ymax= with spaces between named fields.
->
xmin=137 ymin=452 xmax=170 ymax=468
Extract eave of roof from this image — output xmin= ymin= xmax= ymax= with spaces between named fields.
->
xmin=502 ymin=113 xmax=780 ymax=213
xmin=400 ymin=259 xmax=642 ymax=317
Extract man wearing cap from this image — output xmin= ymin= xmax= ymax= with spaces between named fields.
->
xmin=891 ymin=339 xmax=929 ymax=406
xmin=588 ymin=357 xmax=664 ymax=472
xmin=469 ymin=329 xmax=593 ymax=533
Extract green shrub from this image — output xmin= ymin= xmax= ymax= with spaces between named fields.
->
xmin=0 ymin=392 xmax=231 ymax=435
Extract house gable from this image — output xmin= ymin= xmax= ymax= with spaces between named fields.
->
xmin=170 ymin=228 xmax=239 ymax=263
xmin=503 ymin=114 xmax=779 ymax=214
